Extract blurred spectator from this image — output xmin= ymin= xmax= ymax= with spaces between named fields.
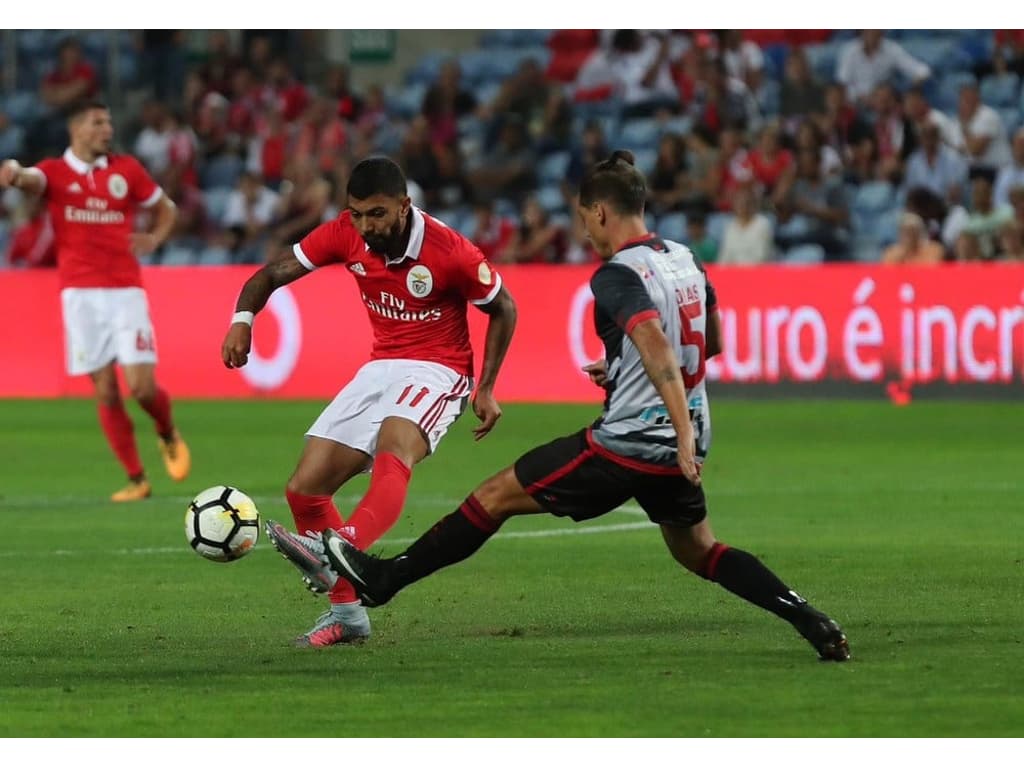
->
xmin=575 ymin=30 xmax=678 ymax=117
xmin=843 ymin=133 xmax=881 ymax=186
xmin=0 ymin=111 xmax=27 ymax=160
xmin=466 ymin=117 xmax=537 ymax=204
xmin=563 ymin=120 xmax=608 ymax=204
xmin=246 ymin=105 xmax=288 ymax=187
xmin=564 ymin=212 xmax=601 ymax=264
xmin=222 ymin=172 xmax=280 ymax=263
xmin=647 ymin=133 xmax=691 ymax=216
xmin=535 ymin=89 xmax=575 ymax=154
xmin=1008 ymin=186 xmax=1024 ymax=232
xmin=689 ymin=55 xmax=761 ymax=135
xmin=997 ymin=220 xmax=1024 ymax=260
xmin=903 ymin=87 xmax=956 ymax=146
xmin=227 ymin=67 xmax=261 ymax=139
xmin=773 ymin=145 xmax=851 ymax=260
xmin=199 ymin=31 xmax=244 ymax=97
xmin=949 ymin=82 xmax=1011 ymax=171
xmin=494 ymin=196 xmax=567 ymax=263
xmin=870 ymin=83 xmax=914 ymax=182
xmin=958 ymin=168 xmax=1013 ymax=259
xmin=488 ymin=59 xmax=552 ymax=147
xmin=245 ymin=35 xmax=275 ymax=81
xmin=434 ymin=145 xmax=470 ymax=208
xmin=711 ymin=127 xmax=754 ymax=211
xmin=195 ymin=91 xmax=233 ymax=159
xmin=682 ymin=127 xmax=719 ymax=214
xmin=881 ymin=212 xmax=945 ymax=265
xmin=161 ymin=172 xmax=208 ymax=250
xmin=470 ymin=199 xmax=517 ymax=261
xmin=718 ymin=184 xmax=774 ymax=265
xmin=993 ymin=128 xmax=1024 ymax=209
xmin=903 ymin=121 xmax=968 ymax=205
xmin=836 ymin=30 xmax=931 ymax=105
xmin=795 ymin=118 xmax=844 ymax=177
xmin=816 ymin=82 xmax=871 ymax=163
xmin=748 ymin=121 xmax=793 ymax=195
xmin=5 ymin=197 xmax=55 ymax=269
xmin=134 ymin=101 xmax=174 ymax=178
xmin=142 ymin=31 xmax=188 ymax=105
xmin=422 ymin=60 xmax=477 ymax=148
xmin=779 ymin=48 xmax=825 ymax=122
xmin=399 ymin=116 xmax=443 ymax=205
xmin=40 ymin=38 xmax=98 ymax=112
xmin=267 ymin=57 xmax=310 ymax=123
xmin=266 ymin=158 xmax=331 ymax=258
xmin=294 ymin=97 xmax=349 ymax=176
xmin=905 ymin=185 xmax=958 ymax=248
xmin=955 ymin=231 xmax=984 ymax=261
xmin=324 ymin=65 xmax=364 ymax=122
xmin=717 ymin=30 xmax=765 ymax=98
xmin=684 ymin=211 xmax=718 ymax=263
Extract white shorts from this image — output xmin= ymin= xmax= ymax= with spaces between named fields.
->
xmin=306 ymin=359 xmax=474 ymax=459
xmin=61 ymin=287 xmax=158 ymax=376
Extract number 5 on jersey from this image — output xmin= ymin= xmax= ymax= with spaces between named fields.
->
xmin=678 ymin=299 xmax=705 ymax=389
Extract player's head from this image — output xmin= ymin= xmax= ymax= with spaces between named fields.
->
xmin=577 ymin=150 xmax=648 ymax=259
xmin=66 ymin=98 xmax=113 ymax=156
xmin=346 ymin=157 xmax=411 ymax=255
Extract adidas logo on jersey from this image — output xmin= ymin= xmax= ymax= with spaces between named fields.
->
xmin=350 ymin=263 xmax=367 ymax=276
xmin=67 ymin=182 xmax=83 ymax=193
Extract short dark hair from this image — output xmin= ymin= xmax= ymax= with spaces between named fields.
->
xmin=66 ymin=98 xmax=109 ymax=123
xmin=578 ymin=150 xmax=647 ymax=216
xmin=346 ymin=156 xmax=408 ymax=200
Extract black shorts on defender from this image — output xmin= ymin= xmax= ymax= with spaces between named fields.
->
xmin=513 ymin=428 xmax=706 ymax=527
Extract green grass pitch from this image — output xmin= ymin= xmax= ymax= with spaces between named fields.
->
xmin=0 ymin=398 xmax=1021 ymax=736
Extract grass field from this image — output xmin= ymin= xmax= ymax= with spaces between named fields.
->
xmin=0 ymin=398 xmax=1021 ymax=737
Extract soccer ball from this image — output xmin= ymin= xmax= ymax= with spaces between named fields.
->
xmin=185 ymin=485 xmax=260 ymax=562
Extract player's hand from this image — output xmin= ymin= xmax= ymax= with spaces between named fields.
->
xmin=0 ymin=159 xmax=22 ymax=188
xmin=582 ymin=359 xmax=608 ymax=387
xmin=222 ymin=323 xmax=253 ymax=369
xmin=676 ymin=427 xmax=702 ymax=486
xmin=471 ymin=388 xmax=502 ymax=441
xmin=130 ymin=233 xmax=159 ymax=257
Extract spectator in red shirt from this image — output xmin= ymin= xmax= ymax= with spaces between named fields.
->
xmin=5 ymin=197 xmax=56 ymax=268
xmin=267 ymin=57 xmax=309 ymax=123
xmin=748 ymin=121 xmax=793 ymax=195
xmin=324 ymin=65 xmax=363 ymax=122
xmin=40 ymin=38 xmax=98 ymax=113
xmin=470 ymin=199 xmax=517 ymax=261
xmin=494 ymin=196 xmax=567 ymax=264
xmin=294 ymin=97 xmax=349 ymax=176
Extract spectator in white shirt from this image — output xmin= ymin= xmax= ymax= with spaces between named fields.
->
xmin=133 ymin=100 xmax=173 ymax=178
xmin=993 ymin=128 xmax=1024 ymax=208
xmin=717 ymin=30 xmax=765 ymax=98
xmin=718 ymin=184 xmax=774 ymax=265
xmin=949 ymin=82 xmax=1011 ymax=171
xmin=903 ymin=121 xmax=968 ymax=205
xmin=222 ymin=171 xmax=280 ymax=263
xmin=575 ymin=30 xmax=678 ymax=117
xmin=836 ymin=30 xmax=931 ymax=105
xmin=903 ymin=87 xmax=956 ymax=146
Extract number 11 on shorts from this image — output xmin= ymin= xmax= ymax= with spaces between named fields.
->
xmin=396 ymin=385 xmax=430 ymax=407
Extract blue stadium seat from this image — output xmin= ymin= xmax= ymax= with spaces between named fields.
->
xmin=936 ymin=71 xmax=977 ymax=112
xmin=875 ymin=209 xmax=902 ymax=247
xmin=389 ymin=82 xmax=427 ymax=118
xmin=803 ymin=42 xmax=841 ymax=81
xmin=160 ymin=245 xmax=196 ymax=267
xmin=458 ymin=51 xmax=493 ymax=86
xmin=202 ymin=187 xmax=233 ymax=227
xmin=616 ymin=118 xmax=661 ymax=150
xmin=659 ymin=115 xmax=692 ymax=137
xmin=900 ymin=37 xmax=960 ymax=74
xmin=535 ymin=185 xmax=567 ymax=213
xmin=2 ymin=91 xmax=46 ymax=123
xmin=405 ymin=53 xmax=447 ymax=86
xmin=782 ymin=244 xmax=826 ymax=265
xmin=538 ymin=151 xmax=571 ymax=184
xmin=853 ymin=181 xmax=896 ymax=216
xmin=199 ymin=155 xmax=243 ymax=190
xmin=197 ymin=246 xmax=232 ymax=266
xmin=656 ymin=212 xmax=687 ymax=242
xmin=630 ymin=148 xmax=658 ymax=176
xmin=762 ymin=44 xmax=788 ymax=80
xmin=999 ymin=108 xmax=1022 ymax=136
xmin=981 ymin=73 xmax=1021 ymax=108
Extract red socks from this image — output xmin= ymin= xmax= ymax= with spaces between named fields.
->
xmin=346 ymin=452 xmax=412 ymax=550
xmin=138 ymin=387 xmax=174 ymax=439
xmin=97 ymin=401 xmax=143 ymax=478
xmin=284 ymin=489 xmax=345 ymax=537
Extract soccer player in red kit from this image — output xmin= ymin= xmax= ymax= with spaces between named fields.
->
xmin=221 ymin=157 xmax=517 ymax=647
xmin=0 ymin=99 xmax=191 ymax=501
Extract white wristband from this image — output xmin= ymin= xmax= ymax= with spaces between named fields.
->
xmin=231 ymin=311 xmax=255 ymax=327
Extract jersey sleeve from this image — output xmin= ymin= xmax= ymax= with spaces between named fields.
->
xmin=293 ymin=216 xmax=358 ymax=270
xmin=27 ymin=159 xmax=56 ymax=196
xmin=453 ymin=237 xmax=503 ymax=305
xmin=590 ymin=262 xmax=659 ymax=333
xmin=125 ymin=156 xmax=162 ymax=207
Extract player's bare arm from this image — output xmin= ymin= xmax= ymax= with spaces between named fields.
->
xmin=470 ymin=284 xmax=517 ymax=440
xmin=221 ymin=252 xmax=310 ymax=369
xmin=131 ymin=194 xmax=177 ymax=257
xmin=628 ymin=317 xmax=701 ymax=485
xmin=0 ymin=159 xmax=46 ymax=195
xmin=705 ymin=309 xmax=723 ymax=359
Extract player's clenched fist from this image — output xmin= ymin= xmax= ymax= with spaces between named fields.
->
xmin=0 ymin=159 xmax=23 ymax=187
xmin=222 ymin=323 xmax=252 ymax=368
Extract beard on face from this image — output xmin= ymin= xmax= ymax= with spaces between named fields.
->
xmin=362 ymin=218 xmax=403 ymax=254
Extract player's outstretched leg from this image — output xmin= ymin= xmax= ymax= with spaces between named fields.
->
xmin=124 ymin=364 xmax=190 ymax=482
xmin=662 ymin=523 xmax=850 ymax=661
xmin=92 ymin=365 xmax=150 ymax=502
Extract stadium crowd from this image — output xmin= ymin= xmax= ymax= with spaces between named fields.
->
xmin=4 ymin=28 xmax=1024 ymax=268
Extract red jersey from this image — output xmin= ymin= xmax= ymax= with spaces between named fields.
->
xmin=295 ymin=208 xmax=502 ymax=376
xmin=30 ymin=149 xmax=162 ymax=289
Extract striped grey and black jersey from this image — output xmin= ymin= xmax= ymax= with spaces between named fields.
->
xmin=589 ymin=236 xmax=717 ymax=468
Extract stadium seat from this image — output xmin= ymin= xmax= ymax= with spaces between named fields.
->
xmin=160 ymin=245 xmax=196 ymax=267
xmin=200 ymin=155 xmax=243 ymax=190
xmin=616 ymin=118 xmax=661 ymax=150
xmin=999 ymin=108 xmax=1021 ymax=135
xmin=202 ymin=187 xmax=233 ymax=227
xmin=656 ymin=212 xmax=687 ymax=242
xmin=803 ymin=42 xmax=841 ymax=81
xmin=1 ymin=91 xmax=45 ymax=123
xmin=535 ymin=185 xmax=567 ymax=213
xmin=197 ymin=246 xmax=232 ymax=266
xmin=630 ymin=148 xmax=658 ymax=176
xmin=900 ymin=37 xmax=960 ymax=74
xmin=707 ymin=213 xmax=733 ymax=244
xmin=538 ymin=151 xmax=571 ymax=184
xmin=980 ymin=73 xmax=1021 ymax=108
xmin=782 ymin=243 xmax=826 ymax=265
xmin=389 ymin=82 xmax=427 ymax=118
xmin=405 ymin=52 xmax=447 ymax=86
xmin=659 ymin=115 xmax=692 ymax=137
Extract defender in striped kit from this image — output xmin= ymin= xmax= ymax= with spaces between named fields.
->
xmin=322 ymin=151 xmax=850 ymax=662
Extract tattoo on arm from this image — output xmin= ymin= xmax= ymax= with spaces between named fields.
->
xmin=235 ymin=255 xmax=309 ymax=313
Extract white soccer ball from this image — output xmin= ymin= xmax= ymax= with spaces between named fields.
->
xmin=185 ymin=485 xmax=260 ymax=562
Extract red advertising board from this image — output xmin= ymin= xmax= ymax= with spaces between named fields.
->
xmin=2 ymin=264 xmax=1023 ymax=399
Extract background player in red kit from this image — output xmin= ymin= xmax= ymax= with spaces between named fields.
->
xmin=221 ymin=157 xmax=517 ymax=647
xmin=0 ymin=99 xmax=191 ymax=502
